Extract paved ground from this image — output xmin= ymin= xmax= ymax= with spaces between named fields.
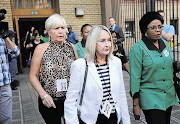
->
xmin=12 ymin=67 xmax=180 ymax=124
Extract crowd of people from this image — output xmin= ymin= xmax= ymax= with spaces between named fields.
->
xmin=0 ymin=9 xmax=180 ymax=124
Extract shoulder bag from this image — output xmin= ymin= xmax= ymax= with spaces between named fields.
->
xmin=78 ymin=59 xmax=88 ymax=121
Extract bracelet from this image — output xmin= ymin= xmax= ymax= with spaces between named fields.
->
xmin=133 ymin=104 xmax=137 ymax=106
xmin=42 ymin=94 xmax=49 ymax=101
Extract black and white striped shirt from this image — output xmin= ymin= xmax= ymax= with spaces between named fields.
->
xmin=96 ymin=63 xmax=116 ymax=113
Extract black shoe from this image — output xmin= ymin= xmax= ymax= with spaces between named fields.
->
xmin=13 ymin=80 xmax=20 ymax=86
xmin=11 ymin=81 xmax=19 ymax=90
xmin=11 ymin=83 xmax=18 ymax=90
xmin=11 ymin=86 xmax=17 ymax=90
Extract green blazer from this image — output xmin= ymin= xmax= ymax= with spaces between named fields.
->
xmin=75 ymin=42 xmax=85 ymax=58
xmin=129 ymin=37 xmax=179 ymax=110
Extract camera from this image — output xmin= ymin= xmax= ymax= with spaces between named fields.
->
xmin=0 ymin=9 xmax=9 ymax=39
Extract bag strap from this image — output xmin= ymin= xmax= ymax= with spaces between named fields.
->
xmin=79 ymin=59 xmax=88 ymax=106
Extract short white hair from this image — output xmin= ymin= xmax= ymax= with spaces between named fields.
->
xmin=84 ymin=25 xmax=114 ymax=62
xmin=45 ymin=13 xmax=67 ymax=31
xmin=45 ymin=13 xmax=68 ymax=40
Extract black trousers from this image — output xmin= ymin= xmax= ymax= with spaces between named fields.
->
xmin=80 ymin=113 xmax=117 ymax=124
xmin=38 ymin=97 xmax=65 ymax=124
xmin=143 ymin=106 xmax=172 ymax=124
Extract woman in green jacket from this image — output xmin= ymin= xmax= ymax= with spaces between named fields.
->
xmin=75 ymin=24 xmax=92 ymax=58
xmin=129 ymin=11 xmax=179 ymax=124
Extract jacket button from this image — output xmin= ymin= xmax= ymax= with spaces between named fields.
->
xmin=164 ymin=91 xmax=166 ymax=93
xmin=160 ymin=55 xmax=162 ymax=57
xmin=163 ymin=79 xmax=165 ymax=81
xmin=162 ymin=67 xmax=165 ymax=70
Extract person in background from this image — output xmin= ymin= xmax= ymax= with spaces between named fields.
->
xmin=29 ymin=13 xmax=78 ymax=124
xmin=0 ymin=28 xmax=20 ymax=123
xmin=26 ymin=33 xmax=44 ymax=59
xmin=109 ymin=17 xmax=125 ymax=48
xmin=129 ymin=11 xmax=179 ymax=124
xmin=157 ymin=10 xmax=175 ymax=43
xmin=31 ymin=29 xmax=49 ymax=43
xmin=40 ymin=30 xmax=49 ymax=43
xmin=65 ymin=25 xmax=130 ymax=124
xmin=22 ymin=26 xmax=35 ymax=67
xmin=8 ymin=30 xmax=20 ymax=90
xmin=75 ymin=24 xmax=92 ymax=58
xmin=111 ymin=31 xmax=130 ymax=74
xmin=30 ymin=29 xmax=39 ymax=40
xmin=67 ymin=26 xmax=79 ymax=44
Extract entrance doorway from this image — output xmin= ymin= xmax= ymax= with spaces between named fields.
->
xmin=18 ymin=17 xmax=47 ymax=67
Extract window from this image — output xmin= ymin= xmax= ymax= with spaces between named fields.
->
xmin=13 ymin=0 xmax=54 ymax=9
xmin=34 ymin=0 xmax=43 ymax=9
xmin=24 ymin=0 xmax=33 ymax=9
xmin=13 ymin=0 xmax=22 ymax=9
xmin=45 ymin=0 xmax=53 ymax=8
xmin=170 ymin=19 xmax=178 ymax=34
xmin=125 ymin=21 xmax=135 ymax=38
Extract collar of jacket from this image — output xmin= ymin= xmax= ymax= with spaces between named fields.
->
xmin=142 ymin=35 xmax=166 ymax=53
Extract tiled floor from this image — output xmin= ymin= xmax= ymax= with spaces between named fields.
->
xmin=12 ymin=67 xmax=180 ymax=124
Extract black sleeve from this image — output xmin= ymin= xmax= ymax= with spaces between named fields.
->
xmin=130 ymin=92 xmax=139 ymax=99
xmin=173 ymin=61 xmax=180 ymax=73
xmin=116 ymin=27 xmax=125 ymax=44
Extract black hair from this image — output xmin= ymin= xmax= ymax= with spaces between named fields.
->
xmin=34 ymin=33 xmax=40 ymax=38
xmin=157 ymin=10 xmax=164 ymax=13
xmin=109 ymin=17 xmax=114 ymax=20
xmin=139 ymin=11 xmax=164 ymax=35
xmin=80 ymin=24 xmax=92 ymax=33
xmin=110 ymin=30 xmax=116 ymax=34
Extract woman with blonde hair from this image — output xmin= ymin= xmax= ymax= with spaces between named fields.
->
xmin=65 ymin=25 xmax=130 ymax=124
xmin=29 ymin=13 xmax=78 ymax=124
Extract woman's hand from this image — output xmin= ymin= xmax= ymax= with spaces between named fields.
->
xmin=133 ymin=104 xmax=140 ymax=120
xmin=41 ymin=94 xmax=56 ymax=108
xmin=26 ymin=43 xmax=33 ymax=48
xmin=133 ymin=98 xmax=140 ymax=120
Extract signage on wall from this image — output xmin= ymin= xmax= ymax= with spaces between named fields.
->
xmin=75 ymin=8 xmax=84 ymax=17
xmin=31 ymin=11 xmax=39 ymax=15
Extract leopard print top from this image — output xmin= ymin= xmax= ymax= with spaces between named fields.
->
xmin=39 ymin=40 xmax=75 ymax=99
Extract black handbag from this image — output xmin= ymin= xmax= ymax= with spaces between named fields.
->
xmin=78 ymin=59 xmax=88 ymax=121
xmin=173 ymin=73 xmax=180 ymax=102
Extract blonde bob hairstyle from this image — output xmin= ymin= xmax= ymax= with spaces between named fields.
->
xmin=84 ymin=25 xmax=114 ymax=62
xmin=45 ymin=13 xmax=68 ymax=39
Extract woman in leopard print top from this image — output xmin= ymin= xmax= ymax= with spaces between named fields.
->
xmin=29 ymin=13 xmax=78 ymax=124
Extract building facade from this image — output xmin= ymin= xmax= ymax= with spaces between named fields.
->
xmin=1 ymin=0 xmax=180 ymax=67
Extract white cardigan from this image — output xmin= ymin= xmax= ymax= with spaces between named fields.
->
xmin=64 ymin=56 xmax=130 ymax=124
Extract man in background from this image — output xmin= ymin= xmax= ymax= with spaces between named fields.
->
xmin=67 ymin=26 xmax=79 ymax=44
xmin=157 ymin=10 xmax=175 ymax=43
xmin=0 ymin=32 xmax=20 ymax=124
xmin=8 ymin=30 xmax=20 ymax=90
xmin=109 ymin=17 xmax=125 ymax=48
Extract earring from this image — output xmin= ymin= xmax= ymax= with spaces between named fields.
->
xmin=145 ymin=32 xmax=148 ymax=37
